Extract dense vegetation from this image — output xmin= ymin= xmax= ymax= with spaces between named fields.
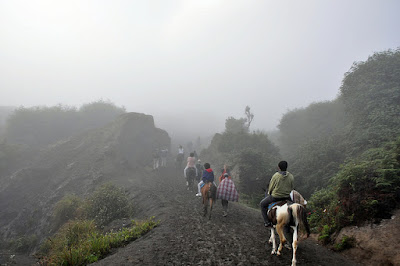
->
xmin=277 ymin=48 xmax=400 ymax=241
xmin=3 ymin=100 xmax=125 ymax=148
xmin=201 ymin=108 xmax=280 ymax=206
xmin=0 ymin=100 xmax=126 ymax=180
xmin=200 ymin=49 xmax=400 ymax=244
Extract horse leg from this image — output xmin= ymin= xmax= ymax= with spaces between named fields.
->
xmin=208 ymin=198 xmax=213 ymax=220
xmin=291 ymin=225 xmax=298 ymax=266
xmin=270 ymin=228 xmax=277 ymax=255
xmin=203 ymin=200 xmax=207 ymax=217
xmin=276 ymin=222 xmax=286 ymax=256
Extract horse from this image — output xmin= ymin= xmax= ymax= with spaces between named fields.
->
xmin=175 ymin=153 xmax=184 ymax=172
xmin=186 ymin=167 xmax=197 ymax=191
xmin=267 ymin=201 xmax=310 ymax=266
xmin=201 ymin=182 xmax=217 ymax=219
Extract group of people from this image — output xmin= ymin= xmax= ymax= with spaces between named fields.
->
xmin=182 ymin=149 xmax=239 ymax=217
xmin=152 ymin=147 xmax=168 ymax=170
xmin=179 ymin=146 xmax=296 ymax=224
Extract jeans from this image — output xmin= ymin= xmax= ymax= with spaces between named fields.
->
xmin=260 ymin=195 xmax=290 ymax=224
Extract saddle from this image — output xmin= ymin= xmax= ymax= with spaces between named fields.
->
xmin=267 ymin=200 xmax=291 ymax=210
xmin=267 ymin=200 xmax=295 ymax=226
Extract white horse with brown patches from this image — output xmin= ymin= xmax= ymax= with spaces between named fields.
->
xmin=267 ymin=201 xmax=310 ymax=266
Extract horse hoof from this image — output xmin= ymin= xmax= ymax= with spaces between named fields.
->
xmin=271 ymin=251 xmax=276 ymax=255
xmin=277 ymin=251 xmax=281 ymax=256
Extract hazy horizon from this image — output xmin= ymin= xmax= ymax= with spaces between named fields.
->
xmin=1 ymin=0 xmax=399 ymax=137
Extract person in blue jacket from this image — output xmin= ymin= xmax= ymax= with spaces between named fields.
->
xmin=196 ymin=163 xmax=215 ymax=197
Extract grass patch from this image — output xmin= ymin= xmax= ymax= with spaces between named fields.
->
xmin=39 ymin=217 xmax=159 ymax=265
xmin=334 ymin=235 xmax=356 ymax=251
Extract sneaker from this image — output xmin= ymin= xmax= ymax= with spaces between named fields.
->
xmin=196 ymin=193 xmax=202 ymax=197
xmin=223 ymin=211 xmax=227 ymax=217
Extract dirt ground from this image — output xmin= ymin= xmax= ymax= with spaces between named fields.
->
xmin=92 ymin=165 xmax=359 ymax=266
xmin=0 ymin=164 xmax=364 ymax=266
xmin=336 ymin=209 xmax=400 ymax=266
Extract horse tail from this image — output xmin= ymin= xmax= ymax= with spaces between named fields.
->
xmin=292 ymin=204 xmax=310 ymax=237
xmin=298 ymin=204 xmax=310 ymax=237
xmin=209 ymin=183 xmax=217 ymax=200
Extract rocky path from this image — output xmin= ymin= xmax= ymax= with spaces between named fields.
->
xmin=94 ymin=166 xmax=359 ymax=266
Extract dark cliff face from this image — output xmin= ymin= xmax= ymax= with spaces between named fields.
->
xmin=117 ymin=113 xmax=170 ymax=168
xmin=0 ymin=112 xmax=170 ymax=248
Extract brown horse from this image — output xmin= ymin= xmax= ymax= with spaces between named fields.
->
xmin=201 ymin=182 xmax=217 ymax=219
xmin=267 ymin=202 xmax=310 ymax=266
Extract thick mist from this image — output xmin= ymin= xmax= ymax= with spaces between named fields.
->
xmin=1 ymin=1 xmax=399 ymax=136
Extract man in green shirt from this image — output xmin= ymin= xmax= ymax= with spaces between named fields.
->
xmin=260 ymin=161 xmax=294 ymax=227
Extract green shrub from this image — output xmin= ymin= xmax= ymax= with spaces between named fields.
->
xmin=39 ymin=217 xmax=158 ymax=265
xmin=334 ymin=235 xmax=356 ymax=251
xmin=308 ymin=137 xmax=400 ymax=241
xmin=53 ymin=194 xmax=83 ymax=229
xmin=83 ymin=183 xmax=133 ymax=226
xmin=8 ymin=235 xmax=38 ymax=252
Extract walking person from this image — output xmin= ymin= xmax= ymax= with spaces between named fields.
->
xmin=216 ymin=170 xmax=238 ymax=217
xmin=195 ymin=159 xmax=204 ymax=183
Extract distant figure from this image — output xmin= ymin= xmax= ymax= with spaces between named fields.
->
xmin=195 ymin=159 xmax=204 ymax=182
xmin=178 ymin=145 xmax=184 ymax=156
xmin=219 ymin=164 xmax=231 ymax=183
xmin=152 ymin=148 xmax=160 ymax=170
xmin=175 ymin=145 xmax=185 ymax=170
xmin=193 ymin=150 xmax=198 ymax=161
xmin=160 ymin=147 xmax=168 ymax=167
xmin=184 ymin=152 xmax=198 ymax=180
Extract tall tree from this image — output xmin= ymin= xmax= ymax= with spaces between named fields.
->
xmin=245 ymin=106 xmax=254 ymax=130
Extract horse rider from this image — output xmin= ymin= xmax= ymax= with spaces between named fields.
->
xmin=176 ymin=145 xmax=185 ymax=167
xmin=196 ymin=163 xmax=215 ymax=197
xmin=160 ymin=147 xmax=168 ymax=167
xmin=184 ymin=152 xmax=198 ymax=185
xmin=152 ymin=148 xmax=160 ymax=170
xmin=178 ymin=145 xmax=184 ymax=156
xmin=260 ymin=161 xmax=294 ymax=227
xmin=195 ymin=159 xmax=204 ymax=182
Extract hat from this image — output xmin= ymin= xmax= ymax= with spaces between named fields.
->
xmin=198 ymin=159 xmax=201 ymax=162
xmin=223 ymin=173 xmax=229 ymax=177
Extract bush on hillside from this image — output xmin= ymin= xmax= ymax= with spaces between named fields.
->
xmin=83 ymin=183 xmax=133 ymax=226
xmin=308 ymin=137 xmax=400 ymax=243
xmin=52 ymin=194 xmax=83 ymax=230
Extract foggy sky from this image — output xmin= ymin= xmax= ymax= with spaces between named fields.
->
xmin=1 ymin=0 xmax=399 ymax=137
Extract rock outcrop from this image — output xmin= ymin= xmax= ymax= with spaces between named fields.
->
xmin=0 ymin=112 xmax=170 ymax=249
